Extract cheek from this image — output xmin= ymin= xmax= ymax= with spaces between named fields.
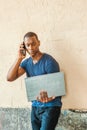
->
xmin=34 ymin=45 xmax=39 ymax=50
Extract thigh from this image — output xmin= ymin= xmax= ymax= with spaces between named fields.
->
xmin=31 ymin=107 xmax=41 ymax=130
xmin=40 ymin=107 xmax=61 ymax=130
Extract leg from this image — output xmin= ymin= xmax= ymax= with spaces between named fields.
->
xmin=40 ymin=107 xmax=61 ymax=130
xmin=31 ymin=107 xmax=41 ymax=130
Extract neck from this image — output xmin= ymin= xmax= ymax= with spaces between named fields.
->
xmin=32 ymin=51 xmax=43 ymax=61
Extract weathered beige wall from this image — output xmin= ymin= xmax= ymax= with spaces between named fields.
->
xmin=0 ymin=0 xmax=87 ymax=109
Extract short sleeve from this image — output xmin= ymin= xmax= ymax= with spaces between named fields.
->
xmin=20 ymin=59 xmax=27 ymax=70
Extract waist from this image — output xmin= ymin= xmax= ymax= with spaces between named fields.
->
xmin=32 ymin=96 xmax=62 ymax=107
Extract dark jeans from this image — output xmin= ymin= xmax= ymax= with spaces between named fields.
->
xmin=31 ymin=106 xmax=61 ymax=130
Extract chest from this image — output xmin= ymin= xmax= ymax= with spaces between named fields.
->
xmin=26 ymin=61 xmax=46 ymax=76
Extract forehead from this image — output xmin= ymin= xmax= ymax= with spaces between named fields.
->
xmin=24 ymin=36 xmax=38 ymax=43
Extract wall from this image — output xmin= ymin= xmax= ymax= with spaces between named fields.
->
xmin=0 ymin=0 xmax=87 ymax=109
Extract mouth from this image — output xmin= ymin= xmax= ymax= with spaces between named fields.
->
xmin=27 ymin=49 xmax=39 ymax=56
xmin=29 ymin=50 xmax=35 ymax=54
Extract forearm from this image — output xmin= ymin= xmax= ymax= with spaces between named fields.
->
xmin=7 ymin=58 xmax=22 ymax=81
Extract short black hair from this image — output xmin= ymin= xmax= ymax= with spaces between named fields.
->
xmin=23 ymin=32 xmax=39 ymax=40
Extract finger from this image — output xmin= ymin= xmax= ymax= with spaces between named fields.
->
xmin=42 ymin=97 xmax=48 ymax=103
xmin=20 ymin=45 xmax=24 ymax=48
xmin=39 ymin=91 xmax=49 ymax=102
xmin=40 ymin=91 xmax=48 ymax=98
xmin=48 ymin=96 xmax=55 ymax=102
xmin=20 ymin=47 xmax=23 ymax=50
xmin=20 ymin=43 xmax=25 ymax=48
xmin=37 ymin=96 xmax=47 ymax=103
xmin=52 ymin=96 xmax=55 ymax=100
xmin=36 ymin=96 xmax=44 ymax=102
xmin=45 ymin=97 xmax=48 ymax=102
xmin=37 ymin=96 xmax=44 ymax=101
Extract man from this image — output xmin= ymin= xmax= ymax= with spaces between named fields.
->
xmin=7 ymin=32 xmax=62 ymax=130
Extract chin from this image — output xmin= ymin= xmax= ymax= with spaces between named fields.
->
xmin=30 ymin=53 xmax=35 ymax=57
xmin=30 ymin=51 xmax=38 ymax=56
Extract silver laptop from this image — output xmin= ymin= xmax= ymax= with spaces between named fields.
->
xmin=25 ymin=72 xmax=66 ymax=101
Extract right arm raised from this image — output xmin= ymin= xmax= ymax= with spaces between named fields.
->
xmin=7 ymin=58 xmax=25 ymax=81
xmin=7 ymin=43 xmax=26 ymax=81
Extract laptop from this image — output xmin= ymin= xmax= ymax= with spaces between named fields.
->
xmin=25 ymin=72 xmax=66 ymax=101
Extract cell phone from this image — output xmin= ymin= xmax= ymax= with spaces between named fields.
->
xmin=21 ymin=42 xmax=26 ymax=56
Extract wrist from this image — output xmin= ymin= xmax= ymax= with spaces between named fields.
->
xmin=16 ymin=57 xmax=23 ymax=63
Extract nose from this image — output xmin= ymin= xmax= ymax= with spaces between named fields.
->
xmin=29 ymin=44 xmax=33 ymax=49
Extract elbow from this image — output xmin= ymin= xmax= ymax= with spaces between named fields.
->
xmin=7 ymin=76 xmax=14 ymax=82
xmin=7 ymin=77 xmax=12 ymax=82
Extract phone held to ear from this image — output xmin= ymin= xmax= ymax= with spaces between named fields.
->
xmin=21 ymin=42 xmax=26 ymax=56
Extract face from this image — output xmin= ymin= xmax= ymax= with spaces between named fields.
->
xmin=24 ymin=36 xmax=40 ymax=57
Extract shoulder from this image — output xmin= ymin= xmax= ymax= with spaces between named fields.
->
xmin=20 ymin=57 xmax=31 ymax=67
xmin=43 ymin=53 xmax=58 ymax=64
xmin=22 ymin=57 xmax=31 ymax=63
xmin=44 ymin=53 xmax=60 ymax=73
xmin=43 ymin=53 xmax=55 ymax=60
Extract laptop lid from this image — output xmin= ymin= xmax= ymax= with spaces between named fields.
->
xmin=25 ymin=72 xmax=66 ymax=101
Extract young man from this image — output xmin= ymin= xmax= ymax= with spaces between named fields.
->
xmin=7 ymin=32 xmax=62 ymax=130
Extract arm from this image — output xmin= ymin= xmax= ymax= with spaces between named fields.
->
xmin=7 ymin=43 xmax=26 ymax=81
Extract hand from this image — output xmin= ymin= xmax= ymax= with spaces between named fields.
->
xmin=18 ymin=43 xmax=26 ymax=59
xmin=37 ymin=90 xmax=55 ymax=103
